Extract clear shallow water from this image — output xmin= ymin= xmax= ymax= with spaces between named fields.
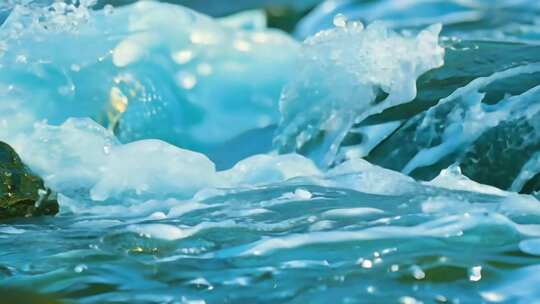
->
xmin=1 ymin=1 xmax=540 ymax=303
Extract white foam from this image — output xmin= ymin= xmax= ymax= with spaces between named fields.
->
xmin=276 ymin=21 xmax=444 ymax=167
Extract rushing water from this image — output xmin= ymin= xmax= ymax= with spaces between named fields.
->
xmin=4 ymin=177 xmax=540 ymax=303
xmin=1 ymin=1 xmax=540 ymax=303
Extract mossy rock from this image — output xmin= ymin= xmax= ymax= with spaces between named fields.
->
xmin=0 ymin=141 xmax=58 ymax=220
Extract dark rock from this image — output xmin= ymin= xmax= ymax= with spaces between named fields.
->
xmin=0 ymin=142 xmax=58 ymax=220
xmin=364 ymin=41 xmax=540 ymax=193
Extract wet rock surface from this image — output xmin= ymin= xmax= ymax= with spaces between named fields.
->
xmin=0 ymin=142 xmax=58 ymax=220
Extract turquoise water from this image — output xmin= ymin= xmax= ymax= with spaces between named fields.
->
xmin=1 ymin=1 xmax=540 ymax=303
xmin=3 ymin=181 xmax=540 ymax=303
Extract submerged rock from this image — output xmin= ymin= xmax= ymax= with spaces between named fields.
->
xmin=0 ymin=142 xmax=58 ymax=220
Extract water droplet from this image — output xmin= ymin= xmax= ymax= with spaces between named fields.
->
xmin=333 ymin=14 xmax=348 ymax=28
xmin=130 ymin=246 xmax=144 ymax=253
xmin=399 ymin=296 xmax=421 ymax=304
xmin=177 ymin=72 xmax=197 ymax=90
xmin=358 ymin=259 xmax=373 ymax=269
xmin=233 ymin=39 xmax=251 ymax=52
xmin=172 ymin=49 xmax=194 ymax=64
xmin=469 ymin=265 xmax=482 ymax=282
xmin=411 ymin=265 xmax=425 ymax=280
xmin=349 ymin=21 xmax=364 ymax=30
xmin=74 ymin=264 xmax=87 ymax=273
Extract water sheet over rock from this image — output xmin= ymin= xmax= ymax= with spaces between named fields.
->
xmin=274 ymin=20 xmax=444 ymax=167
xmin=276 ymin=18 xmax=540 ymax=193
xmin=364 ymin=42 xmax=540 ymax=194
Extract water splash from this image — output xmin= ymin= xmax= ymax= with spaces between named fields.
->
xmin=275 ymin=21 xmax=444 ymax=167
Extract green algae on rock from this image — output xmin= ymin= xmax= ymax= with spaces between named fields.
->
xmin=0 ymin=142 xmax=58 ymax=220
